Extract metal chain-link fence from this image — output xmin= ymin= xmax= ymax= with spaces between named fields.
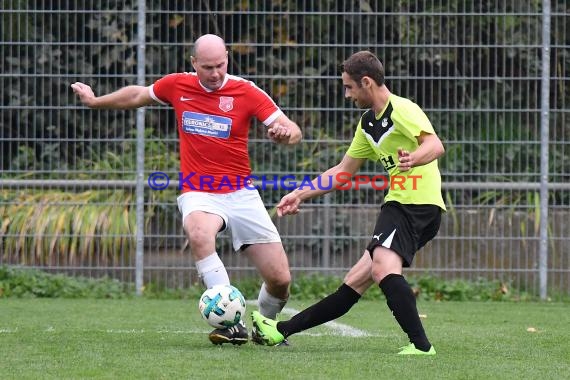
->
xmin=1 ymin=1 xmax=568 ymax=299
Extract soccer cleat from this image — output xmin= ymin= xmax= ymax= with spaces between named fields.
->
xmin=397 ymin=343 xmax=436 ymax=355
xmin=251 ymin=310 xmax=285 ymax=346
xmin=208 ymin=320 xmax=248 ymax=345
xmin=251 ymin=328 xmax=290 ymax=347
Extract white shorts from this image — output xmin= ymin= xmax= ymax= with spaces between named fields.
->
xmin=177 ymin=188 xmax=281 ymax=251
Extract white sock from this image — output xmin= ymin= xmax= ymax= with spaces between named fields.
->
xmin=257 ymin=282 xmax=288 ymax=319
xmin=195 ymin=253 xmax=230 ymax=288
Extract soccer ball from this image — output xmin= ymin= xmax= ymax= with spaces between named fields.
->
xmin=198 ymin=284 xmax=246 ymax=329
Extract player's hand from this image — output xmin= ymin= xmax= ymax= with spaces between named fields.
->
xmin=276 ymin=192 xmax=301 ymax=217
xmin=70 ymin=82 xmax=96 ymax=107
xmin=267 ymin=122 xmax=292 ymax=144
xmin=398 ymin=148 xmax=414 ymax=171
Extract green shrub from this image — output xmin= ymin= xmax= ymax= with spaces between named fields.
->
xmin=1 ymin=266 xmax=548 ymax=302
xmin=0 ymin=266 xmax=132 ymax=299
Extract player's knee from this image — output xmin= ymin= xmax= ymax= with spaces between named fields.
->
xmin=373 ymin=266 xmax=404 ymax=284
xmin=371 ymin=266 xmax=391 ymax=284
xmin=371 ymin=268 xmax=383 ymax=284
xmin=370 ymin=248 xmax=403 ymax=283
xmin=266 ymin=273 xmax=291 ymax=293
xmin=186 ymin=226 xmax=214 ymax=250
xmin=275 ymin=273 xmax=292 ymax=289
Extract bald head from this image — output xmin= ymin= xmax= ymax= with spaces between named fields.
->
xmin=193 ymin=34 xmax=226 ymax=59
xmin=191 ymin=34 xmax=229 ymax=90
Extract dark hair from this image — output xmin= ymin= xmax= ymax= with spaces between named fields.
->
xmin=340 ymin=51 xmax=385 ymax=87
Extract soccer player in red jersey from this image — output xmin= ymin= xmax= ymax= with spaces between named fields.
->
xmin=71 ymin=34 xmax=301 ymax=345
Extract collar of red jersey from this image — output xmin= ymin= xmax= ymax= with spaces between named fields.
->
xmin=198 ymin=75 xmax=229 ymax=92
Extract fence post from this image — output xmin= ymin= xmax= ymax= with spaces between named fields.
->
xmin=135 ymin=0 xmax=146 ymax=296
xmin=539 ymin=0 xmax=551 ymax=300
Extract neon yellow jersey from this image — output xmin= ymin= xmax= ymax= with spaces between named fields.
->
xmin=346 ymin=94 xmax=446 ymax=210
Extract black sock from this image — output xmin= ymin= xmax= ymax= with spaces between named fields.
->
xmin=379 ymin=273 xmax=431 ymax=352
xmin=276 ymin=283 xmax=361 ymax=338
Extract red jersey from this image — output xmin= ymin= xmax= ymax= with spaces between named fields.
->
xmin=150 ymin=72 xmax=281 ymax=193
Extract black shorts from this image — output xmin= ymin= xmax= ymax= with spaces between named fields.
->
xmin=366 ymin=201 xmax=442 ymax=267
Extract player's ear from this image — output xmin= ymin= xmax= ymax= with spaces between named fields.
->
xmin=361 ymin=76 xmax=372 ymax=88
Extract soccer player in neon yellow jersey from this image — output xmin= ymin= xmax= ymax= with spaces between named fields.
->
xmin=252 ymin=50 xmax=445 ymax=355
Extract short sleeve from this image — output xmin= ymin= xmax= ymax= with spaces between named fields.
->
xmin=149 ymin=73 xmax=180 ymax=105
xmin=246 ymin=80 xmax=281 ymax=125
xmin=393 ymin=100 xmax=435 ymax=140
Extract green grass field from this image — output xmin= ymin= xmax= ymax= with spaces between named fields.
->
xmin=1 ymin=299 xmax=569 ymax=380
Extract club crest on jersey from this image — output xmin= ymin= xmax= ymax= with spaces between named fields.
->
xmin=219 ymin=96 xmax=234 ymax=112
